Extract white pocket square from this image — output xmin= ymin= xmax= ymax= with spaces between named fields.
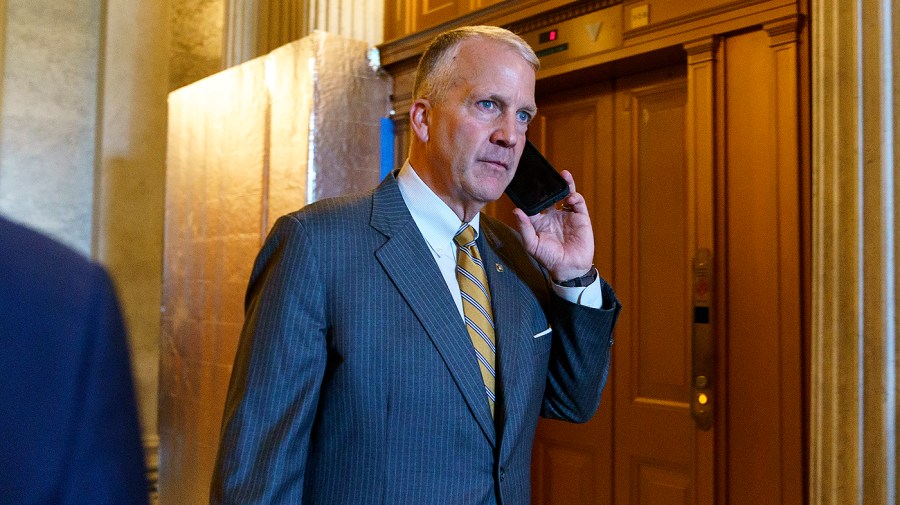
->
xmin=533 ymin=327 xmax=552 ymax=339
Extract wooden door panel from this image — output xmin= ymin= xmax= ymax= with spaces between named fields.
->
xmin=536 ymin=441 xmax=596 ymax=503
xmin=527 ymin=70 xmax=702 ymax=505
xmin=528 ymin=85 xmax=615 ymax=505
xmin=636 ymin=462 xmax=691 ymax=505
xmin=522 ymin=34 xmax=804 ymax=503
xmin=721 ymin=30 xmax=804 ymax=504
xmin=631 ymin=88 xmax=691 ymax=405
xmin=613 ymin=69 xmax=699 ymax=505
xmin=414 ymin=0 xmax=466 ymax=32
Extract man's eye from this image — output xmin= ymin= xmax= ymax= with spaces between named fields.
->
xmin=478 ymin=100 xmax=497 ymax=110
xmin=516 ymin=111 xmax=532 ymax=123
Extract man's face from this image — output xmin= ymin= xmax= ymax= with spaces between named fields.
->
xmin=420 ymin=39 xmax=537 ymax=219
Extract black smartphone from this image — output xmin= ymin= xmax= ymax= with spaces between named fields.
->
xmin=505 ymin=140 xmax=570 ymax=216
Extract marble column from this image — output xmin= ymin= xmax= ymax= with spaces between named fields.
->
xmin=225 ymin=0 xmax=383 ymax=67
xmin=301 ymin=0 xmax=383 ymax=45
xmin=810 ymin=0 xmax=898 ymax=503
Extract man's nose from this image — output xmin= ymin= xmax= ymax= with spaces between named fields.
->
xmin=490 ymin=113 xmax=521 ymax=148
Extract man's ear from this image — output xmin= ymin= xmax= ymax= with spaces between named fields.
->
xmin=409 ymin=98 xmax=431 ymax=142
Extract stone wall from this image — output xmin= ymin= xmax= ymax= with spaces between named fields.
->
xmin=0 ymin=0 xmax=101 ymax=254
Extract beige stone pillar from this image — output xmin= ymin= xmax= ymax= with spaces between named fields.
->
xmin=225 ymin=0 xmax=383 ymax=67
xmin=0 ymin=0 xmax=5 ymax=94
xmin=0 ymin=0 xmax=102 ymax=253
xmin=95 ymin=1 xmax=173 ymax=501
xmin=301 ymin=0 xmax=383 ymax=45
xmin=810 ymin=0 xmax=898 ymax=503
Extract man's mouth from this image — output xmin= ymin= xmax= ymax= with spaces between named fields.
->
xmin=480 ymin=159 xmax=509 ymax=171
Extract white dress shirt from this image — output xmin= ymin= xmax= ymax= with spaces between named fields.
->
xmin=395 ymin=161 xmax=603 ymax=317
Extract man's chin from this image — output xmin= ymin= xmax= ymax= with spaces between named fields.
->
xmin=476 ymin=187 xmax=507 ymax=205
xmin=473 ymin=179 xmax=510 ymax=201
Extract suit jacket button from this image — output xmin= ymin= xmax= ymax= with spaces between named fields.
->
xmin=499 ymin=468 xmax=505 ymax=482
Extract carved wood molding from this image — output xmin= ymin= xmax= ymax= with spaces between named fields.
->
xmin=506 ymin=0 xmax=621 ymax=35
xmin=683 ymin=36 xmax=720 ymax=63
xmin=378 ymin=0 xmax=620 ymax=67
xmin=763 ymin=13 xmax=803 ymax=46
xmin=624 ymin=0 xmax=770 ymax=37
xmin=684 ymin=36 xmax=717 ymax=252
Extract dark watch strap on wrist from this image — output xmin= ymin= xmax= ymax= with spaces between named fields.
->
xmin=554 ymin=267 xmax=598 ymax=287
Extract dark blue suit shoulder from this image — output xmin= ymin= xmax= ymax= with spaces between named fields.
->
xmin=282 ymin=191 xmax=374 ymax=233
xmin=0 ymin=217 xmax=106 ymax=319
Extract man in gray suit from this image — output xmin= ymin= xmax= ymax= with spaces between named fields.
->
xmin=211 ymin=25 xmax=620 ymax=505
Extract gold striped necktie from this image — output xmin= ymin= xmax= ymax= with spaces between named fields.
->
xmin=453 ymin=224 xmax=496 ymax=416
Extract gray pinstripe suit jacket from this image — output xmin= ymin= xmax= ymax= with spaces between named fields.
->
xmin=211 ymin=172 xmax=620 ymax=505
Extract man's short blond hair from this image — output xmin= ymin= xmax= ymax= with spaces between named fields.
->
xmin=412 ymin=25 xmax=540 ymax=102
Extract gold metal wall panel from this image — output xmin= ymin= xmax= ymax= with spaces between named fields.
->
xmin=160 ymin=32 xmax=390 ymax=504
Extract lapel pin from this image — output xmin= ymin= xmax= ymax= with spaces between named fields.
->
xmin=495 ymin=263 xmax=504 ymax=272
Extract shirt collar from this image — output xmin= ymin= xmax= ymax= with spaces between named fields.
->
xmin=396 ymin=160 xmax=480 ymax=256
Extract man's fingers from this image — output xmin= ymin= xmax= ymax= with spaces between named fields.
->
xmin=512 ymin=208 xmax=538 ymax=249
xmin=560 ymin=170 xmax=577 ymax=194
xmin=568 ymin=191 xmax=589 ymax=214
xmin=558 ymin=170 xmax=590 ymax=214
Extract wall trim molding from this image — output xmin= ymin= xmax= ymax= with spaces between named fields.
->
xmin=623 ymin=0 xmax=768 ymax=38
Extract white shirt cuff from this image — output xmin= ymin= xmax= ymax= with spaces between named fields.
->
xmin=550 ymin=275 xmax=603 ymax=308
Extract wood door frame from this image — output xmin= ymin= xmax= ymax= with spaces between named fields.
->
xmin=380 ymin=3 xmax=811 ymax=501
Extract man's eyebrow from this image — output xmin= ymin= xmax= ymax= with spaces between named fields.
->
xmin=487 ymin=93 xmax=537 ymax=115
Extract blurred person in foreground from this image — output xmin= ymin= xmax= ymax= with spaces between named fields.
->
xmin=0 ymin=215 xmax=148 ymax=505
xmin=212 ymin=25 xmax=620 ymax=505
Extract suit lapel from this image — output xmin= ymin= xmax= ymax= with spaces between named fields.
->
xmin=480 ymin=223 xmax=528 ymax=447
xmin=370 ymin=175 xmax=497 ymax=446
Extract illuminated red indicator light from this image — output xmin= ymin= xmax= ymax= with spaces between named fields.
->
xmin=538 ymin=29 xmax=559 ymax=44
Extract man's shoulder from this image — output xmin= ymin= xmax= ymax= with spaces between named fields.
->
xmin=0 ymin=216 xmax=100 ymax=287
xmin=279 ymin=175 xmax=405 ymax=234
xmin=285 ymin=190 xmax=373 ymax=224
xmin=0 ymin=216 xmax=113 ymax=339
